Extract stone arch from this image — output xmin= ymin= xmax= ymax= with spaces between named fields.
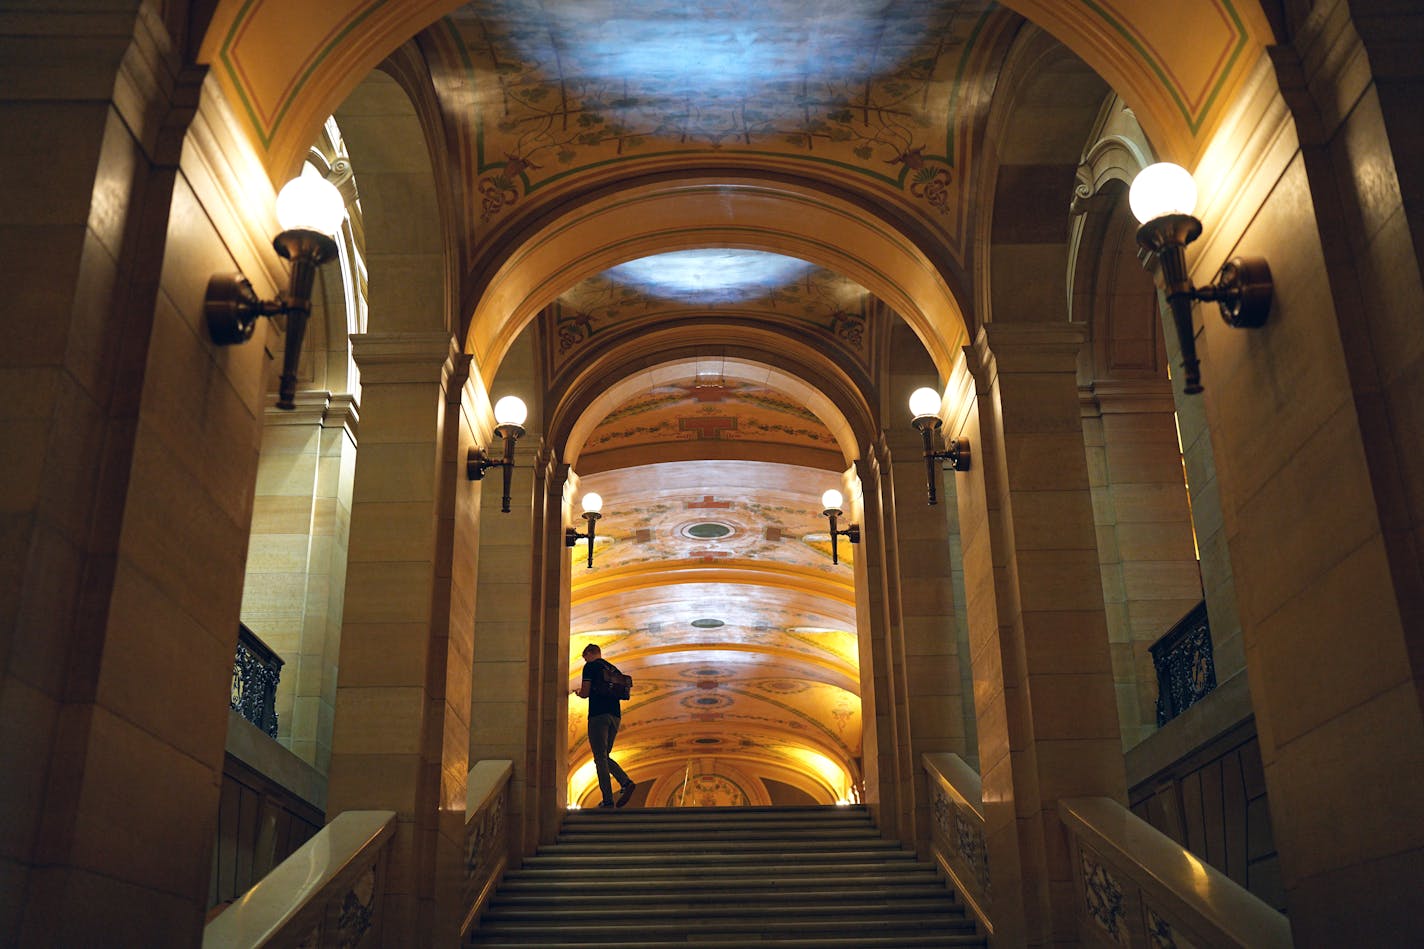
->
xmin=971 ymin=25 xmax=1112 ymax=329
xmin=548 ymin=334 xmax=881 ymax=472
xmin=334 ymin=58 xmax=451 ymax=339
xmin=461 ymin=177 xmax=971 ymax=384
xmin=197 ymin=1 xmax=1278 ymax=181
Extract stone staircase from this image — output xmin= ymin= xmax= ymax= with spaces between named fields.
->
xmin=467 ymin=804 xmax=987 ymax=947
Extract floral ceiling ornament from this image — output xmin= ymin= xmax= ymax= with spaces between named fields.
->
xmin=448 ymin=0 xmax=1004 ymax=229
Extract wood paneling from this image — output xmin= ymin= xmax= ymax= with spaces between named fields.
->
xmin=207 ymin=754 xmax=324 ymax=913
xmin=1129 ymin=718 xmax=1284 ymax=911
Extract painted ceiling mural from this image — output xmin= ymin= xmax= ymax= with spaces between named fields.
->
xmin=576 ymin=376 xmax=843 ymax=473
xmin=545 ymin=250 xmax=880 ymax=377
xmin=429 ymin=0 xmax=1019 ymax=259
xmin=565 ymin=457 xmax=864 ymax=807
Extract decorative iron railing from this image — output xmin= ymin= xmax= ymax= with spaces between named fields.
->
xmin=1150 ymin=600 xmax=1215 ymax=726
xmin=232 ymin=624 xmax=284 ymax=737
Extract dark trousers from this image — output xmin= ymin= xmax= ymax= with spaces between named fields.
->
xmin=588 ymin=712 xmax=631 ymax=805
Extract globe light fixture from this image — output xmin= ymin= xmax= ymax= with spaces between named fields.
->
xmin=1130 ymin=161 xmax=1273 ymax=395
xmin=819 ymin=488 xmax=859 ymax=566
xmin=908 ymin=386 xmax=970 ymax=506
xmin=467 ymin=395 xmax=528 ymax=513
xmin=565 ymin=492 xmax=605 ymax=569
xmin=205 ymin=170 xmax=345 ymax=410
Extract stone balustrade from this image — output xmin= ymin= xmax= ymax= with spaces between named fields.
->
xmin=461 ymin=760 xmax=515 ymax=937
xmin=1059 ymin=796 xmax=1292 ymax=949
xmin=202 ymin=810 xmax=396 ymax=948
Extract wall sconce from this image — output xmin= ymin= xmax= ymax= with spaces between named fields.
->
xmin=909 ymin=387 xmax=970 ymax=506
xmin=565 ymin=492 xmax=603 ymax=569
xmin=820 ymin=489 xmax=860 ymax=566
xmin=206 ymin=171 xmax=345 ymax=410
xmin=467 ymin=395 xmax=527 ymax=513
xmin=1130 ymin=162 xmax=1272 ymax=394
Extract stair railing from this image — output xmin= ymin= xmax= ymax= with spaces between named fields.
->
xmin=460 ymin=759 xmax=514 ymax=938
xmin=922 ymin=753 xmax=992 ymax=935
xmin=202 ymin=809 xmax=396 ymax=948
xmin=1059 ymin=797 xmax=1292 ymax=949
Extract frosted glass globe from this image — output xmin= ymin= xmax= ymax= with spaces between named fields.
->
xmin=1129 ymin=162 xmax=1198 ymax=224
xmin=821 ymin=489 xmax=844 ymax=511
xmin=908 ymin=387 xmax=942 ymax=419
xmin=274 ymin=172 xmax=345 ymax=236
xmin=581 ymin=492 xmax=603 ymax=514
xmin=493 ymin=395 xmax=528 ymax=427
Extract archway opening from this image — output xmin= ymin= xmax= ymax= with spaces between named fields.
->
xmin=558 ymin=349 xmax=867 ymax=808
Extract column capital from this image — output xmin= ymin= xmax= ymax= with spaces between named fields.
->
xmin=263 ymin=390 xmax=361 ymax=443
xmin=1080 ymin=379 xmax=1177 ymax=416
xmin=351 ymin=333 xmax=458 ymax=384
xmin=973 ymin=322 xmax=1088 ymax=376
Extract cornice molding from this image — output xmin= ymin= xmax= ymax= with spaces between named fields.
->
xmin=350 ymin=332 xmax=457 ymax=383
xmin=1079 ymin=379 xmax=1178 ymax=416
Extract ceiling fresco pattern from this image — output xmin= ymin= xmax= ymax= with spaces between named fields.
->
xmin=565 ymin=458 xmax=863 ymax=806
xmin=431 ymin=0 xmax=1017 ymax=256
xmin=546 ymin=250 xmax=878 ymax=375
xmin=576 ymin=378 xmax=843 ymax=474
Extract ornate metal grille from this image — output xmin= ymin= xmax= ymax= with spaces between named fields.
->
xmin=232 ymin=623 xmax=284 ymax=737
xmin=1150 ymin=600 xmax=1215 ymax=726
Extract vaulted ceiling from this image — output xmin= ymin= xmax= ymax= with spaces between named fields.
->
xmin=200 ymin=0 xmax=1237 ymax=804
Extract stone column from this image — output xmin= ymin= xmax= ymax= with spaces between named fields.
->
xmin=326 ymin=333 xmax=468 ymax=944
xmin=0 ymin=5 xmax=272 ymax=943
xmin=855 ymin=447 xmax=914 ymax=842
xmin=241 ymin=392 xmax=358 ymax=773
xmin=954 ymin=323 xmax=1126 ymax=947
xmin=1080 ymin=382 xmax=1203 ymax=748
xmin=468 ymin=413 xmax=542 ymax=854
xmin=883 ymin=422 xmax=973 ymax=853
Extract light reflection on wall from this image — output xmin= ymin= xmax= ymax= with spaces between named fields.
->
xmin=605 ymin=250 xmax=817 ymax=303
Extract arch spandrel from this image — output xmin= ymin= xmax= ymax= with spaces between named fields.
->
xmin=996 ymin=0 xmax=1276 ymax=164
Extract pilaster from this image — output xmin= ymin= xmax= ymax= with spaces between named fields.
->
xmin=961 ymin=322 xmax=1126 ymax=947
xmin=328 ymin=331 xmax=460 ymax=944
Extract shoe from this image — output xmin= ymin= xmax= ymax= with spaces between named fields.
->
xmin=597 ymin=801 xmax=614 ymax=808
xmin=616 ymin=782 xmax=636 ymax=808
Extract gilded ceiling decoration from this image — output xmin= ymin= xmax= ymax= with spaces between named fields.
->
xmin=205 ymin=0 xmax=1270 ymax=188
xmin=566 ymin=459 xmax=863 ymax=806
xmin=432 ymin=0 xmax=1017 ymax=257
xmin=576 ymin=377 xmax=843 ymax=474
xmin=544 ymin=250 xmax=879 ymax=377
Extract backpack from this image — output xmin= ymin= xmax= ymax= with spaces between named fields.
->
xmin=591 ymin=660 xmax=633 ymax=700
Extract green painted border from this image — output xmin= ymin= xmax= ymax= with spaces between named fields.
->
xmin=220 ymin=0 xmax=385 ymax=149
xmin=1079 ymin=0 xmax=1249 ymax=134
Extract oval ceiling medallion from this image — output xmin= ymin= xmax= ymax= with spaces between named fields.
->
xmin=691 ymin=618 xmax=725 ymax=628
xmin=685 ymin=521 xmax=733 ymax=539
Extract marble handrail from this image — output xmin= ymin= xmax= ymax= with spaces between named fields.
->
xmin=1059 ymin=796 xmax=1293 ymax=949
xmin=203 ymin=809 xmax=396 ymax=948
xmin=921 ymin=752 xmax=991 ymax=934
xmin=461 ymin=760 xmax=514 ymax=937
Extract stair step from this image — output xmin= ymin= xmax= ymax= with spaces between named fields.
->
xmin=471 ymin=935 xmax=984 ymax=948
xmin=475 ymin=915 xmax=978 ymax=936
xmin=467 ymin=805 xmax=986 ymax=948
xmin=490 ymin=884 xmax=957 ymax=905
xmin=503 ymin=863 xmax=938 ymax=881
xmin=481 ymin=894 xmax=968 ymax=917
